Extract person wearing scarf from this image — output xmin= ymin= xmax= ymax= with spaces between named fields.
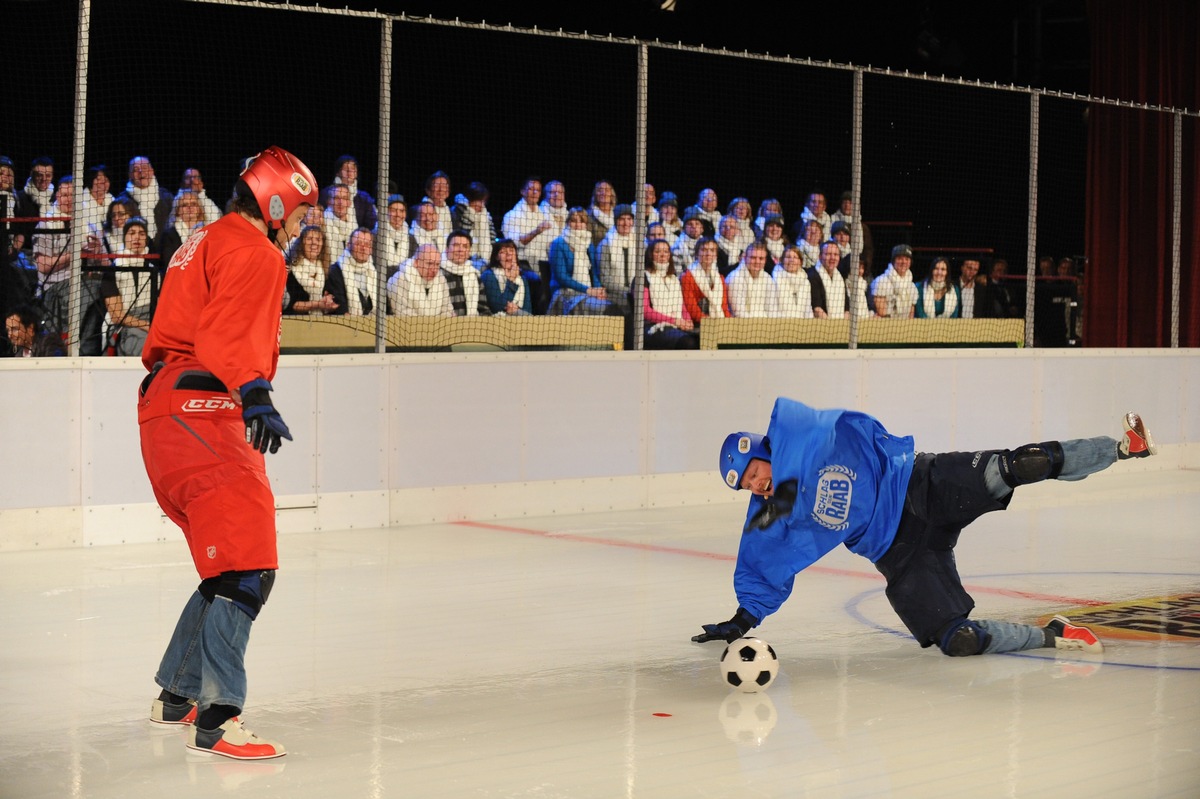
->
xmin=754 ymin=198 xmax=784 ymax=237
xmin=684 ymin=188 xmax=721 ymax=237
xmin=671 ymin=211 xmax=706 ymax=274
xmin=539 ymin=180 xmax=569 ymax=238
xmin=0 ymin=156 xmax=28 ymax=252
xmin=642 ymin=239 xmax=698 ymax=349
xmin=761 ymin=216 xmax=788 ymax=266
xmin=181 ymin=168 xmax=223 ymax=225
xmin=377 ymin=195 xmax=417 ymax=277
xmin=871 ymin=244 xmax=919 ymax=318
xmin=117 ymin=156 xmax=172 ymax=243
xmin=481 ymin=239 xmax=532 ymax=316
xmin=326 ymin=228 xmax=379 ymax=316
xmin=318 ymin=155 xmax=377 ymax=232
xmin=33 ymin=175 xmax=75 ymax=333
xmin=442 ymin=231 xmax=488 ymax=317
xmin=100 ymin=217 xmax=154 ymax=355
xmin=322 ymin=185 xmax=356 ymax=256
xmin=411 ymin=201 xmax=445 ymax=254
xmin=415 ymin=170 xmax=452 ymax=241
xmin=725 ymin=242 xmax=778 ymax=318
xmin=23 ymin=157 xmax=56 ymax=219
xmin=657 ymin=195 xmax=682 ymax=245
xmin=451 ymin=182 xmax=496 ymax=264
xmin=633 ymin=183 xmax=660 ymax=228
xmin=159 ymin=189 xmax=211 ymax=271
xmin=715 ymin=215 xmax=745 ymax=277
xmin=726 ymin=197 xmax=756 ymax=252
xmin=284 ymin=224 xmax=338 ymax=314
xmin=587 ymin=180 xmax=617 ymax=246
xmin=79 ymin=165 xmax=114 ymax=234
xmin=799 ymin=191 xmax=831 ymax=240
xmin=501 ymin=178 xmax=553 ymax=269
xmin=808 ymin=241 xmax=848 ymax=319
xmin=387 ymin=244 xmax=453 ymax=317
xmin=775 ymin=245 xmax=815 ymax=318
xmin=915 ymin=257 xmax=961 ymax=318
xmin=597 ymin=204 xmax=638 ymax=315
xmin=547 ymin=208 xmax=609 ymax=316
xmin=797 ymin=219 xmax=823 ymax=270
xmin=681 ymin=236 xmax=731 ymax=324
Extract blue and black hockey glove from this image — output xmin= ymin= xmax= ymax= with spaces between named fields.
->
xmin=240 ymin=378 xmax=293 ymax=454
xmin=691 ymin=607 xmax=758 ymax=643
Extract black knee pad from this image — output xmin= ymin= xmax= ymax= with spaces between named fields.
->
xmin=198 ymin=569 xmax=276 ymax=620
xmin=938 ymin=618 xmax=993 ymax=657
xmin=997 ymin=441 xmax=1064 ymax=489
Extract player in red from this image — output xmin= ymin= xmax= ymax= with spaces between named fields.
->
xmin=138 ymin=146 xmax=318 ymax=760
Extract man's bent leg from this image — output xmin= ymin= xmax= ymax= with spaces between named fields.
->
xmin=155 ymin=589 xmax=209 ymax=700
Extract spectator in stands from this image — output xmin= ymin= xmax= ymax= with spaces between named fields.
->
xmin=680 ymin=236 xmax=731 ymax=325
xmin=761 ymin=215 xmax=788 ymax=266
xmin=798 ymin=190 xmax=831 ymax=241
xmin=319 ymin=155 xmax=376 ymax=233
xmin=808 ymin=241 xmax=848 ymax=319
xmin=117 ymin=156 xmax=172 ymax=243
xmin=774 ymin=244 xmax=814 ymax=318
xmin=832 ymin=220 xmax=852 ymax=259
xmin=442 ymin=230 xmax=488 ymax=317
xmin=685 ymin=188 xmax=720 ymax=236
xmin=635 ymin=183 xmax=659 ymax=226
xmin=726 ymin=197 xmax=755 ymax=251
xmin=411 ymin=201 xmax=444 ymax=253
xmin=95 ymin=198 xmax=135 ymax=256
xmin=5 ymin=304 xmax=64 ymax=357
xmin=831 ymin=191 xmax=874 ymax=272
xmin=798 ymin=218 xmax=823 ymax=270
xmin=325 ymin=228 xmax=378 ymax=316
xmin=645 ymin=221 xmax=666 ymax=245
xmin=23 ymin=157 xmax=56 ymax=220
xmin=284 ymin=225 xmax=337 ymax=315
xmin=915 ymin=257 xmax=960 ymax=318
xmin=377 ymin=195 xmax=416 ymax=278
xmin=726 ymin=241 xmax=777 ymax=318
xmin=418 ymin=170 xmax=452 ymax=239
xmin=755 ymin=198 xmax=783 ymax=236
xmin=986 ymin=258 xmax=1019 ymax=318
xmin=587 ymin=180 xmax=617 ymax=245
xmin=481 ymin=239 xmax=532 ymax=316
xmin=671 ymin=209 xmax=706 ymax=273
xmin=101 ymin=217 xmax=155 ymax=355
xmin=33 ymin=174 xmax=74 ymax=334
xmin=322 ymin=184 xmax=356 ymax=256
xmin=180 ymin=168 xmax=223 ymax=223
xmin=0 ymin=156 xmax=27 ymax=253
xmin=642 ymin=238 xmax=698 ymax=349
xmin=956 ymin=257 xmax=984 ymax=319
xmin=849 ymin=258 xmax=873 ymax=319
xmin=1037 ymin=255 xmax=1055 ymax=277
xmin=450 ymin=182 xmax=496 ymax=264
xmin=302 ymin=204 xmax=324 ymax=228
xmin=657 ymin=193 xmax=681 ymax=244
xmin=388 ymin=243 xmax=453 ymax=317
xmin=539 ymin=180 xmax=569 ymax=238
xmin=714 ymin=215 xmax=745 ymax=277
xmin=79 ymin=165 xmax=113 ymax=234
xmin=501 ymin=178 xmax=553 ymax=269
xmin=547 ymin=207 xmax=609 ymax=316
xmin=159 ymin=190 xmax=210 ymax=270
xmin=596 ymin=204 xmax=639 ymax=316
xmin=871 ymin=244 xmax=919 ymax=318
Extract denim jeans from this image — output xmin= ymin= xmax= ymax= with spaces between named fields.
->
xmin=983 ymin=436 xmax=1118 ymax=499
xmin=978 ymin=619 xmax=1048 ymax=653
xmin=155 ymin=590 xmax=252 ymax=711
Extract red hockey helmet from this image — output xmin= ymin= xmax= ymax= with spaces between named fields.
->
xmin=238 ymin=146 xmax=319 ymax=230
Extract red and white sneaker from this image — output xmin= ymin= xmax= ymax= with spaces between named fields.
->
xmin=1118 ymin=412 xmax=1157 ymax=459
xmin=150 ymin=697 xmax=197 ymax=726
xmin=1045 ymin=615 xmax=1104 ymax=654
xmin=186 ymin=717 xmax=286 ymax=760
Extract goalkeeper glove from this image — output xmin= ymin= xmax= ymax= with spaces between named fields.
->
xmin=691 ymin=607 xmax=758 ymax=643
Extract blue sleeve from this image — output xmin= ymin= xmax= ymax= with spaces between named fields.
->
xmin=914 ymin=285 xmax=928 ymax=318
xmin=550 ymin=238 xmax=590 ymax=293
xmin=480 ymin=270 xmax=515 ymax=313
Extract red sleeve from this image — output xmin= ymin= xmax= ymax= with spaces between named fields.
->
xmin=195 ymin=242 xmax=286 ymax=391
xmin=680 ymin=271 xmax=706 ymax=321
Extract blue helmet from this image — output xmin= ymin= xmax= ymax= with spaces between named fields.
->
xmin=719 ymin=432 xmax=770 ymax=490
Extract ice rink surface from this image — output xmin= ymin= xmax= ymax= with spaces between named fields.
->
xmin=2 ymin=467 xmax=1197 ymax=798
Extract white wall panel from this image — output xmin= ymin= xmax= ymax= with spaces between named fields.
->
xmin=0 ymin=367 xmax=80 ymax=507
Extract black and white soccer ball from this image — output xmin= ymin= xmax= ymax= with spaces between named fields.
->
xmin=719 ymin=637 xmax=779 ymax=692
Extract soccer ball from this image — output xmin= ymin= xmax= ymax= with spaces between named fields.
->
xmin=720 ymin=637 xmax=779 ymax=692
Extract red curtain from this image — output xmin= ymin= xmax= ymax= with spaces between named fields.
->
xmin=1085 ymin=1 xmax=1200 ymax=346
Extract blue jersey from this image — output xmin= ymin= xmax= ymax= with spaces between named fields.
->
xmin=733 ymin=398 xmax=916 ymax=622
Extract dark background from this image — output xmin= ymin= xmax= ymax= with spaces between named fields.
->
xmin=1 ymin=0 xmax=1094 ymax=275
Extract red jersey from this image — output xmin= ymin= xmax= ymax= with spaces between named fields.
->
xmin=142 ymin=213 xmax=286 ymax=391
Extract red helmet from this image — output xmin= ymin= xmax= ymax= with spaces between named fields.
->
xmin=238 ymin=146 xmax=319 ymax=230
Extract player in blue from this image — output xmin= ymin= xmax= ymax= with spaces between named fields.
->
xmin=692 ymin=398 xmax=1158 ymax=657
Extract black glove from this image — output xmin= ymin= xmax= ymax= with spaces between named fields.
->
xmin=745 ymin=479 xmax=798 ymax=532
xmin=240 ymin=378 xmax=293 ymax=454
xmin=691 ymin=607 xmax=758 ymax=643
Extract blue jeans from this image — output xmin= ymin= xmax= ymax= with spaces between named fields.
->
xmin=155 ymin=590 xmax=252 ymax=711
xmin=983 ymin=436 xmax=1118 ymax=499
xmin=978 ymin=619 xmax=1048 ymax=653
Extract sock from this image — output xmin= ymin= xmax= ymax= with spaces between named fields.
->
xmin=158 ymin=689 xmax=189 ymax=705
xmin=197 ymin=704 xmax=241 ymax=730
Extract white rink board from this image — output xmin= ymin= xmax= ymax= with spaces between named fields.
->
xmin=0 ymin=349 xmax=1196 ymax=551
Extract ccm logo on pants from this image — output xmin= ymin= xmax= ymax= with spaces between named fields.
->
xmin=182 ymin=397 xmax=239 ymax=412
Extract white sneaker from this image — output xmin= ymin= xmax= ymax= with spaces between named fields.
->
xmin=186 ymin=716 xmax=286 ymax=760
xmin=1045 ymin=615 xmax=1104 ymax=654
